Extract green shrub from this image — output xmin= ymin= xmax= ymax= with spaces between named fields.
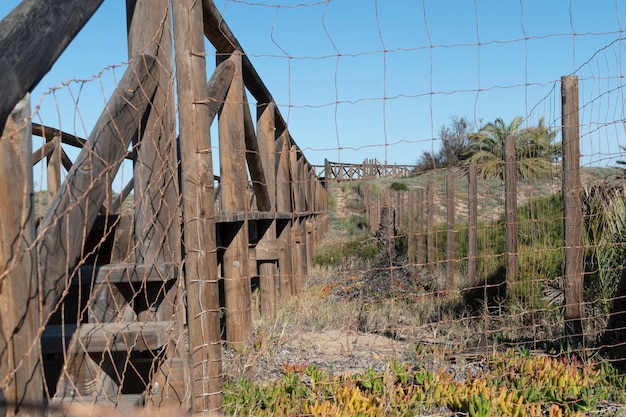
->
xmin=390 ymin=181 xmax=408 ymax=191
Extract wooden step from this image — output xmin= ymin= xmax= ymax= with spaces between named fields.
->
xmin=48 ymin=393 xmax=144 ymax=417
xmin=73 ymin=321 xmax=174 ymax=353
xmin=76 ymin=262 xmax=178 ymax=285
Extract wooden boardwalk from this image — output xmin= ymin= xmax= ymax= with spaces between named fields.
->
xmin=0 ymin=0 xmax=326 ymax=414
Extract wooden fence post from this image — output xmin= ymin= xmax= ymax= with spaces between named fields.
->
xmin=172 ymin=0 xmax=228 ymax=409
xmin=561 ymin=74 xmax=584 ymax=345
xmin=127 ymin=0 xmax=182 ymax=321
xmin=218 ymin=51 xmax=252 ymax=344
xmin=504 ymin=133 xmax=518 ymax=296
xmin=417 ymin=187 xmax=425 ymax=266
xmin=276 ymin=132 xmax=294 ymax=299
xmin=0 ymin=95 xmax=42 ymax=417
xmin=427 ymin=182 xmax=435 ymax=271
xmin=408 ymin=190 xmax=416 ymax=263
xmin=257 ymin=102 xmax=278 ymax=317
xmin=467 ymin=164 xmax=478 ymax=285
xmin=446 ymin=173 xmax=455 ymax=291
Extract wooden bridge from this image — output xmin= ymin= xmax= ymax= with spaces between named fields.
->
xmin=319 ymin=158 xmax=416 ymax=182
xmin=0 ymin=0 xmax=327 ymax=415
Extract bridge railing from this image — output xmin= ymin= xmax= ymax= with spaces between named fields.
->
xmin=318 ymin=158 xmax=416 ymax=181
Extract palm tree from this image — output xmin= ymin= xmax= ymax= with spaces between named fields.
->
xmin=466 ymin=116 xmax=560 ymax=179
xmin=516 ymin=117 xmax=561 ymax=179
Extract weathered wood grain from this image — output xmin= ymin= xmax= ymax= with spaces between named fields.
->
xmin=172 ymin=0 xmax=225 ymax=409
xmin=257 ymin=102 xmax=278 ymax=316
xmin=36 ymin=54 xmax=158 ymax=318
xmin=0 ymin=95 xmax=42 ymax=417
xmin=561 ymin=75 xmax=584 ymax=344
xmin=0 ymin=0 xmax=104 ymax=131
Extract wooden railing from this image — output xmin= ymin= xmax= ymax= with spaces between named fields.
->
xmin=0 ymin=0 xmax=327 ymax=414
xmin=319 ymin=158 xmax=416 ymax=181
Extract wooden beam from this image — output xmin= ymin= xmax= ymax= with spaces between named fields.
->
xmin=218 ymin=51 xmax=252 ymax=344
xmin=172 ymin=0 xmax=224 ymax=409
xmin=561 ymin=74 xmax=584 ymax=345
xmin=32 ymin=123 xmax=86 ymax=149
xmin=47 ymin=134 xmax=61 ymax=198
xmin=32 ymin=123 xmax=137 ymax=162
xmin=0 ymin=94 xmax=43 ymax=417
xmin=257 ymin=102 xmax=277 ymax=316
xmin=241 ymin=84 xmax=271 ymax=211
xmin=201 ymin=0 xmax=287 ymax=133
xmin=205 ymin=56 xmax=236 ymax=125
xmin=127 ymin=0 xmax=181 ymax=283
xmin=0 ymin=0 xmax=104 ymax=131
xmin=36 ymin=54 xmax=158 ymax=317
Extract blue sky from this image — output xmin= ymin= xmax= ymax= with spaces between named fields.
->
xmin=1 ymin=0 xmax=626 ymax=180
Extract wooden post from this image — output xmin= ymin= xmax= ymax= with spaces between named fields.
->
xmin=218 ymin=51 xmax=252 ymax=344
xmin=427 ymin=182 xmax=435 ymax=271
xmin=275 ymin=132 xmax=293 ymax=299
xmin=0 ymin=0 xmax=104 ymax=131
xmin=0 ymin=95 xmax=42 ymax=417
xmin=257 ymin=102 xmax=278 ymax=317
xmin=561 ymin=74 xmax=584 ymax=344
xmin=417 ymin=187 xmax=425 ymax=266
xmin=172 ymin=0 xmax=228 ymax=410
xmin=467 ymin=164 xmax=478 ymax=285
xmin=290 ymin=146 xmax=304 ymax=294
xmin=408 ymin=190 xmax=416 ymax=263
xmin=46 ymin=134 xmax=61 ymax=198
xmin=446 ymin=174 xmax=455 ymax=291
xmin=504 ymin=133 xmax=518 ymax=296
xmin=127 ymin=0 xmax=182 ymax=321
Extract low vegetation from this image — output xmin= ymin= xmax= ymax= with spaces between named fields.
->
xmin=226 ymin=348 xmax=626 ymax=416
xmin=224 ymin=169 xmax=626 ymax=416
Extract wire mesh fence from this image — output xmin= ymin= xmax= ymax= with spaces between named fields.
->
xmin=2 ymin=0 xmax=626 ymax=416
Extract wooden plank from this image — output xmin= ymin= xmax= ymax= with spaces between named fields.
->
xmin=146 ymin=358 xmax=185 ymax=408
xmin=0 ymin=94 xmax=43 ymax=416
xmin=218 ymin=51 xmax=252 ymax=344
xmin=255 ymin=239 xmax=281 ymax=261
xmin=79 ymin=263 xmax=178 ymax=284
xmin=48 ymin=394 xmax=144 ymax=417
xmin=36 ymin=54 xmax=158 ymax=317
xmin=561 ymin=74 xmax=584 ymax=344
xmin=172 ymin=0 xmax=224 ymax=410
xmin=0 ymin=0 xmax=104 ymax=131
xmin=73 ymin=321 xmax=174 ymax=353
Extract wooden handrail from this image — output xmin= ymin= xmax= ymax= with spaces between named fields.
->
xmin=0 ymin=0 xmax=105 ymax=132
